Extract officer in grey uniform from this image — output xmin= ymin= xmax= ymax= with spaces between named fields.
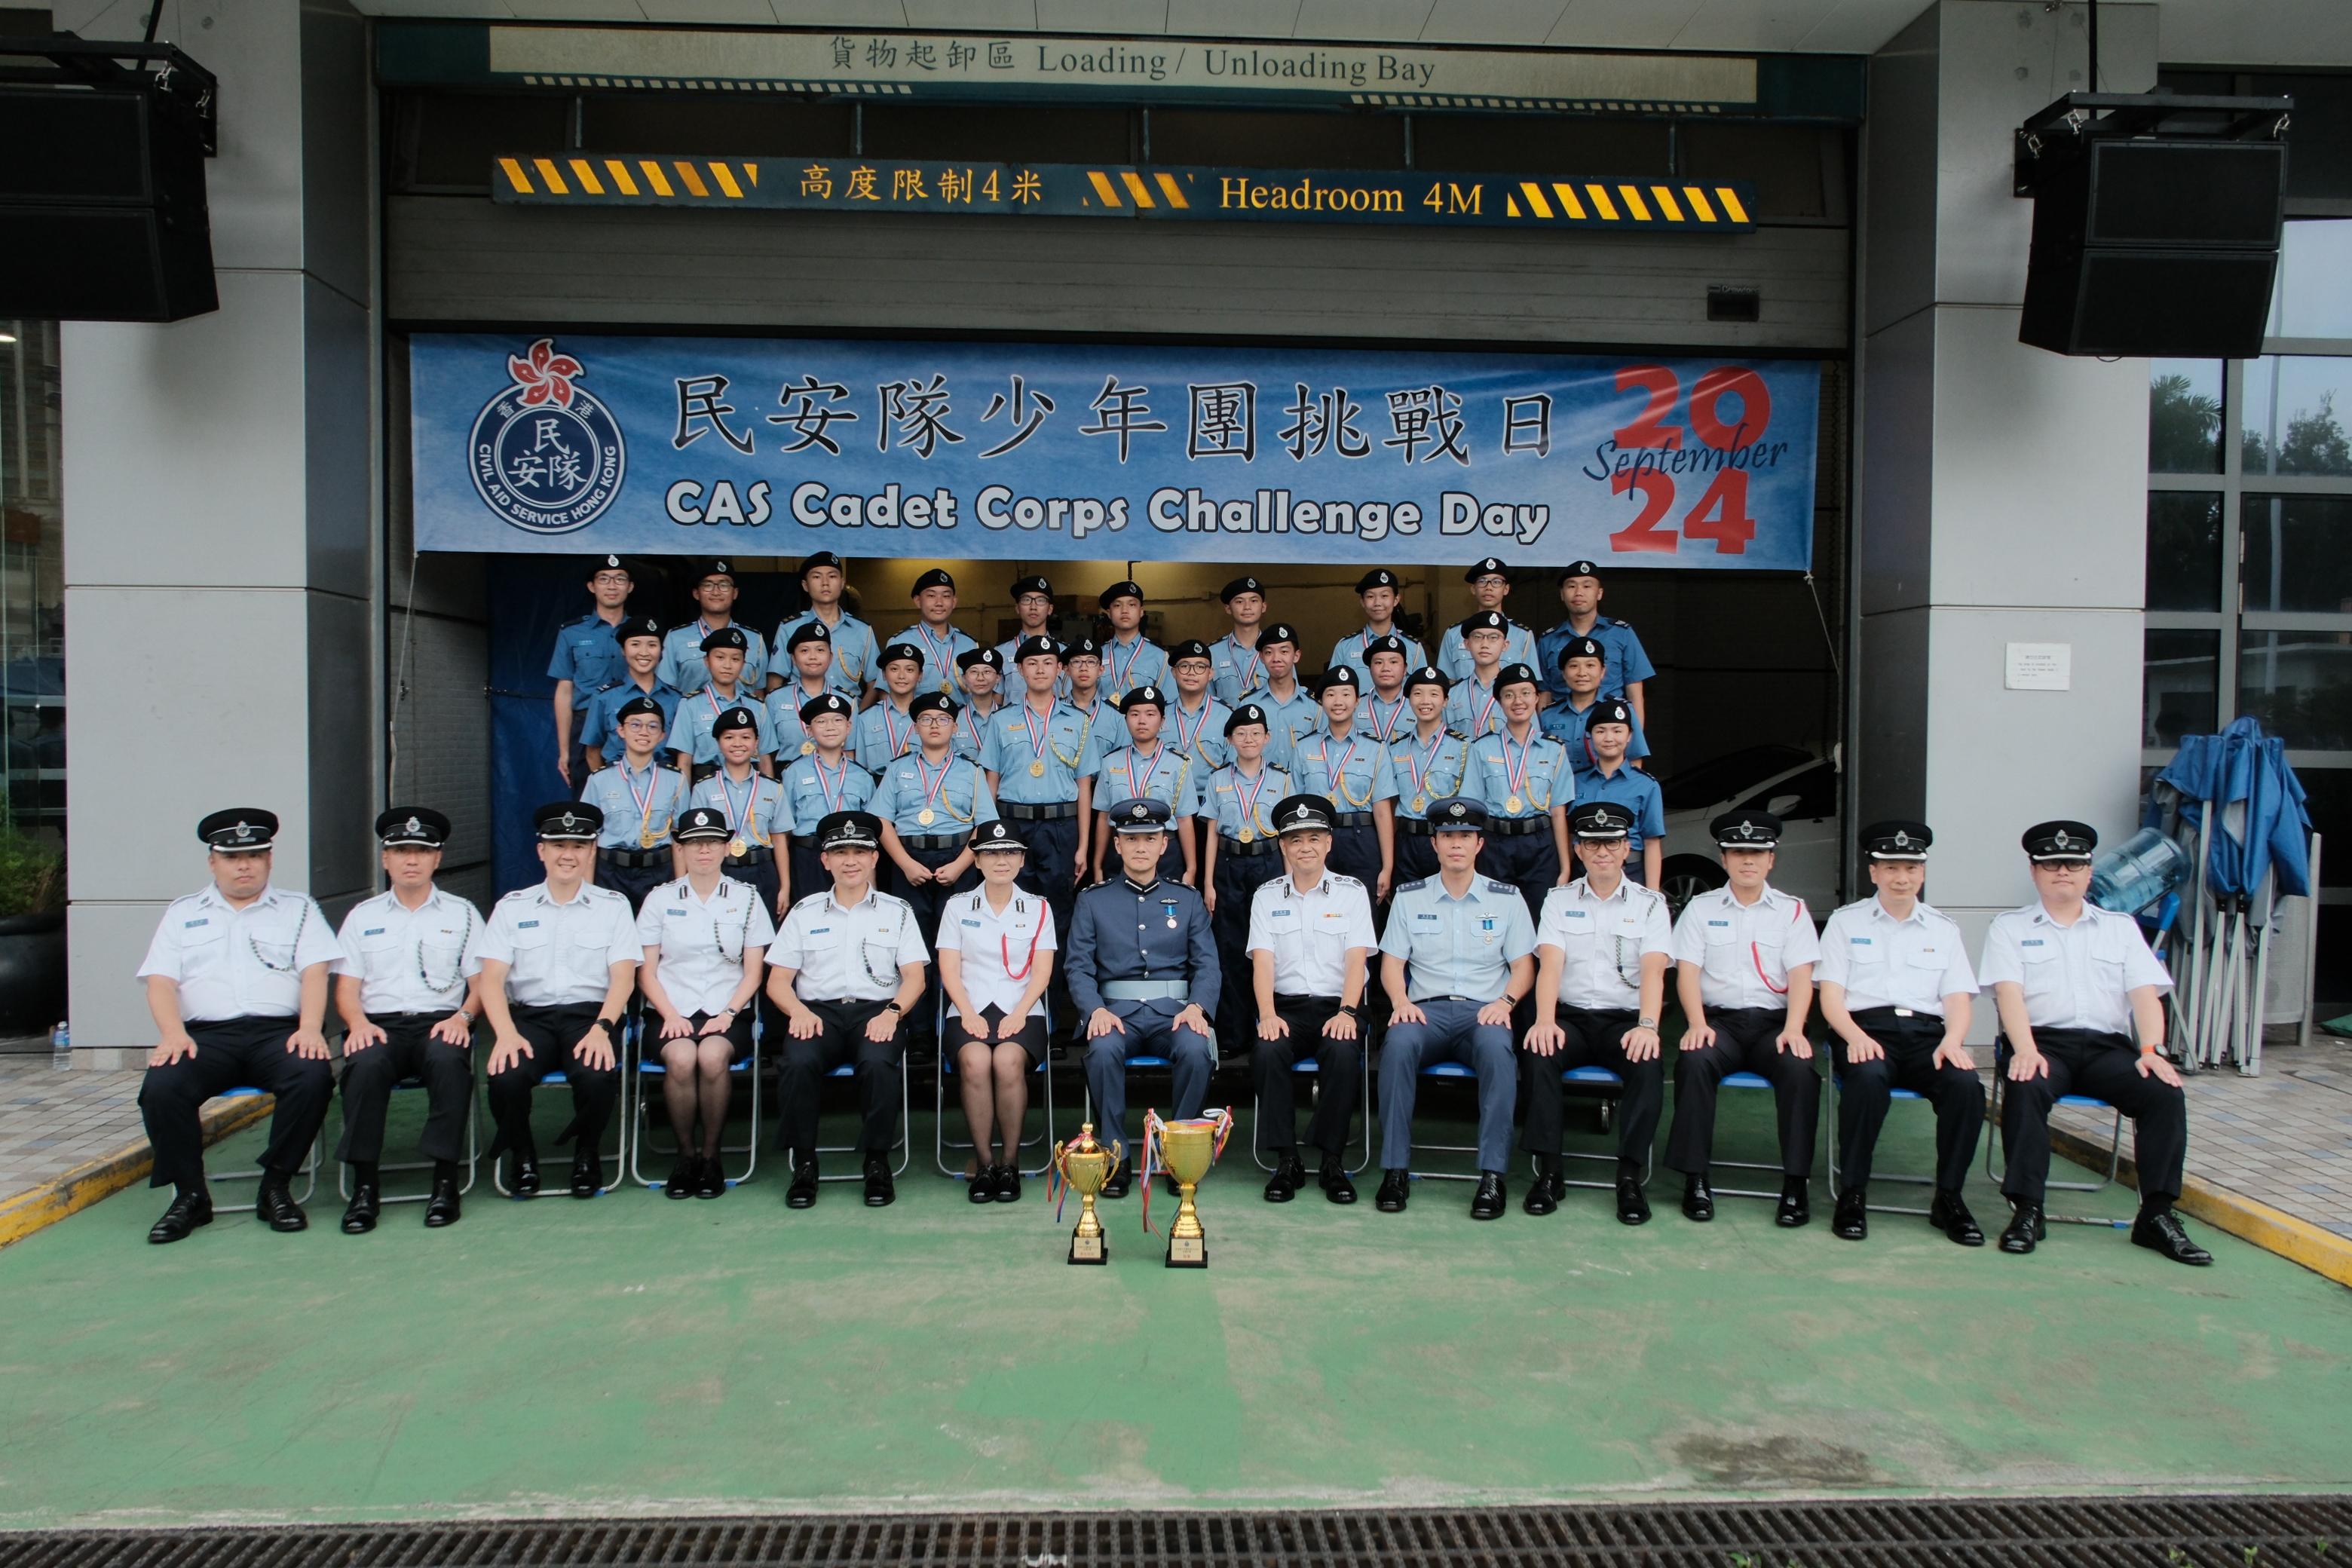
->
xmin=1248 ymin=795 xmax=1376 ymax=1205
xmin=476 ymin=802 xmax=639 ymax=1199
xmin=331 ymin=807 xmax=480 ymax=1234
xmin=136 ymin=809 xmax=341 ymax=1243
xmin=1816 ymin=820 xmax=1986 ymax=1245
xmin=1374 ymin=798 xmax=1536 ymax=1220
xmin=1067 ymin=798 xmax=1220 ymax=1197
xmin=1980 ymin=819 xmax=2210 ymax=1264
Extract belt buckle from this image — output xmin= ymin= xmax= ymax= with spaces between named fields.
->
xmin=1893 ymin=1007 xmax=1914 ymax=1018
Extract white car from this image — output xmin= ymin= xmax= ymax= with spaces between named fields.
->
xmin=1655 ymin=744 xmax=1842 ymax=920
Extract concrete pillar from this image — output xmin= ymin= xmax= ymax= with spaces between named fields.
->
xmin=59 ymin=0 xmax=376 ymax=1064
xmin=1857 ymin=1 xmax=2157 ymax=1035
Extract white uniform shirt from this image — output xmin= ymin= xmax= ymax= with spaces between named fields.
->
xmin=1536 ymin=877 xmax=1673 ymax=1012
xmin=1977 ymin=899 xmax=2172 ymax=1037
xmin=332 ymin=886 xmax=483 ymax=1018
xmin=936 ymin=886 xmax=1057 ymax=1019
xmin=1246 ymin=870 xmax=1377 ymax=999
xmin=1815 ymin=896 xmax=1976 ymax=1015
xmin=476 ymin=882 xmax=641 ymax=1008
xmin=635 ymin=874 xmax=776 ymax=1017
xmin=1671 ymin=884 xmax=1821 ymax=1013
xmin=137 ymin=884 xmax=341 ymax=1024
xmin=772 ymin=887 xmax=930 ymax=1003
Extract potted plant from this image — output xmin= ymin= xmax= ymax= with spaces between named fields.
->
xmin=0 ymin=817 xmax=63 ymax=1036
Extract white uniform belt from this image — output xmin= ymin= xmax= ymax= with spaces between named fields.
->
xmin=1104 ymin=979 xmax=1190 ymax=1001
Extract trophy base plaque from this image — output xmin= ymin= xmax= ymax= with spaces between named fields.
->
xmin=1165 ymin=1234 xmax=1206 ymax=1268
xmin=1069 ymin=1233 xmax=1107 ymax=1265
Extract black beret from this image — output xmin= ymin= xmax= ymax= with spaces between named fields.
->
xmin=1115 ymin=684 xmax=1167 ymax=712
xmin=1312 ymin=666 xmax=1361 ymax=694
xmin=798 ymin=550 xmax=845 ymax=575
xmin=1098 ymin=580 xmax=1144 ymax=608
xmin=1494 ymin=662 xmax=1542 ymax=694
xmin=1168 ymin=639 xmax=1214 ymax=665
xmin=1363 ymin=634 xmax=1410 ymax=661
xmin=957 ymin=645 xmax=1004 ymax=672
xmin=1554 ymin=635 xmax=1606 ymax=669
xmin=612 ymin=614 xmax=663 ymax=644
xmin=1355 ymin=568 xmax=1401 ymax=593
xmin=1585 ymin=698 xmax=1634 ymax=729
xmin=614 ymin=695 xmax=666 ymax=724
xmin=1559 ymin=560 xmax=1602 ymax=582
xmin=1459 ymin=609 xmax=1509 ymax=636
xmin=1465 ymin=556 xmax=1511 ymax=581
xmin=908 ymin=692 xmax=958 ymax=719
xmin=1225 ymin=703 xmax=1270 ymax=736
xmin=1404 ymin=664 xmax=1450 ymax=694
xmin=586 ymin=553 xmax=631 ymax=577
xmin=1012 ymin=635 xmax=1061 ymax=663
xmin=712 ymin=705 xmax=759 ymax=737
xmin=911 ymin=568 xmax=956 ymax=594
xmin=1220 ymin=576 xmax=1266 ymax=602
xmin=785 ymin=621 xmax=831 ymax=651
xmin=880 ymin=641 xmax=926 ymax=668
xmin=699 ymin=626 xmax=749 ymax=654
xmin=1011 ymin=574 xmax=1054 ymax=598
xmin=800 ymin=693 xmax=856 ymax=724
xmin=694 ymin=558 xmax=735 ymax=583
xmin=1062 ymin=636 xmax=1102 ymax=660
xmin=1258 ymin=622 xmax=1301 ymax=650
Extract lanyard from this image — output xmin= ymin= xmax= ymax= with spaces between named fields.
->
xmin=814 ymin=757 xmax=850 ymax=813
xmin=914 ymin=623 xmax=957 ymax=691
xmin=1170 ymin=700 xmax=1212 ymax=757
xmin=1233 ymin=767 xmax=1272 ymax=833
xmin=880 ymin=702 xmax=911 ymax=758
xmin=622 ymin=763 xmax=660 ymax=836
xmin=917 ymin=754 xmax=971 ymax=822
xmin=1502 ymin=734 xmax=1534 ymax=810
xmin=1224 ymin=635 xmax=1261 ymax=693
xmin=718 ymin=771 xmax=759 ymax=841
xmin=1107 ymin=635 xmax=1149 ymax=695
xmin=1366 ymin=695 xmax=1407 ymax=743
xmin=1468 ymin=678 xmax=1499 ymax=737
xmin=1124 ymin=743 xmax=1168 ymax=801
xmin=958 ymin=700 xmax=993 ymax=752
xmin=996 ymin=894 xmax=1046 ymax=982
xmin=1402 ymin=730 xmax=1449 ymax=800
xmin=1320 ymin=736 xmax=1367 ymax=807
xmin=1020 ymin=700 xmax=1054 ymax=769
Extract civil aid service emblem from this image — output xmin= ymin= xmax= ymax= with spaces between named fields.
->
xmin=468 ymin=338 xmax=626 ymax=535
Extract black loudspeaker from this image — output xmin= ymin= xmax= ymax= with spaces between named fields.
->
xmin=0 ymin=85 xmax=216 ymax=322
xmin=2020 ymin=138 xmax=2286 ymax=357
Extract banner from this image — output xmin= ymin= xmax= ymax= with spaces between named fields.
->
xmin=410 ymin=335 xmax=1820 ymax=571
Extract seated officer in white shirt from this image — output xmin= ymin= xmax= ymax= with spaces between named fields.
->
xmin=331 ymin=807 xmax=482 ymax=1236
xmin=476 ymin=802 xmax=641 ymax=1200
xmin=1979 ymin=819 xmax=2210 ymax=1265
xmin=936 ymin=818 xmax=1057 ymax=1205
xmin=136 ymin=808 xmax=341 ymax=1244
xmin=1664 ymin=810 xmax=1823 ymax=1229
xmin=1816 ymin=819 xmax=1986 ymax=1245
xmin=767 ymin=809 xmax=931 ymax=1210
xmin=1248 ymin=795 xmax=1376 ymax=1206
xmin=635 ymin=807 xmax=776 ymax=1201
xmin=1523 ymin=800 xmax=1672 ymax=1225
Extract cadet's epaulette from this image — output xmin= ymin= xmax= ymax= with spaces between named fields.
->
xmin=1484 ymin=878 xmax=1517 ymax=895
xmin=1395 ymin=878 xmax=1428 ymax=895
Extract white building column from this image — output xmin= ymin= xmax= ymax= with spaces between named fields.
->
xmin=59 ymin=0 xmax=376 ymax=1064
xmin=1857 ymin=1 xmax=2157 ymax=1034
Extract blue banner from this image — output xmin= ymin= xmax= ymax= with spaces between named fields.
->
xmin=411 ymin=334 xmax=1819 ymax=571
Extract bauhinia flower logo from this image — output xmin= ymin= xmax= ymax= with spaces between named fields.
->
xmin=470 ymin=336 xmax=626 ymax=534
xmin=508 ymin=338 xmax=583 ymax=407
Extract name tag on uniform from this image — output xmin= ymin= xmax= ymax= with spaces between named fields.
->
xmin=1707 ymin=919 xmax=1730 ymax=928
xmin=1560 ymin=909 xmax=1590 ymax=922
xmin=1414 ymin=912 xmax=1440 ymax=923
xmin=1271 ymin=908 xmax=1295 ymax=920
xmin=2022 ymin=938 xmax=2046 ymax=948
xmin=184 ymin=917 xmax=210 ymax=929
xmin=961 ymin=917 xmax=982 ymax=928
xmin=810 ymin=926 xmax=831 ymax=935
xmin=665 ymin=908 xmax=687 ymax=918
xmin=1849 ymin=936 xmax=1871 ymax=945
xmin=518 ymin=920 xmax=540 ymax=929
xmin=362 ymin=926 xmax=385 ymax=937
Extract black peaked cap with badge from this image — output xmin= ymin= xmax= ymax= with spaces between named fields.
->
xmin=376 ymin=807 xmax=449 ymax=849
xmin=1429 ymin=796 xmax=1487 ymax=834
xmin=1226 ymin=702 xmax=1270 ymax=736
xmin=2024 ymin=819 xmax=2099 ymax=861
xmin=675 ymin=806 xmax=731 ymax=842
xmin=199 ymin=809 xmax=278 ymax=851
xmin=1711 ymin=810 xmax=1783 ymax=850
xmin=1570 ymin=801 xmax=1634 ymax=841
xmin=1112 ymin=798 xmax=1172 ymax=834
xmin=534 ymin=801 xmax=602 ymax=841
xmin=1861 ymin=820 xmax=1933 ymax=860
xmin=1272 ymin=794 xmax=1334 ymax=835
xmin=799 ymin=691 xmax=855 ymax=724
xmin=817 ymin=810 xmax=883 ymax=851
xmin=972 ymin=819 xmax=1027 ymax=853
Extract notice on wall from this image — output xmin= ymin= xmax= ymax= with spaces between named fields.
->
xmin=2005 ymin=642 xmax=2073 ymax=691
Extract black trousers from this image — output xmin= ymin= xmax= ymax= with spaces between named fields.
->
xmin=1326 ymin=822 xmax=1380 ymax=890
xmin=1478 ymin=830 xmax=1560 ymax=925
xmin=482 ymin=1002 xmax=620 ymax=1159
xmin=779 ymin=996 xmax=905 ymax=1162
xmin=786 ymin=836 xmax=825 ymax=922
xmin=724 ymin=850 xmax=781 ymax=917
xmin=1998 ymin=1026 xmax=2188 ymax=1206
xmin=338 ymin=1013 xmax=473 ymax=1165
xmin=1519 ymin=1006 xmax=1662 ymax=1164
xmin=1667 ymin=1006 xmax=1820 ymax=1178
xmin=139 ymin=1015 xmax=335 ymax=1192
xmin=596 ymin=856 xmax=671 ymax=914
xmin=892 ymin=840 xmax=976 ymax=1048
xmin=1834 ymin=1009 xmax=1984 ymax=1193
xmin=1252 ymin=994 xmax=1363 ymax=1158
xmin=1003 ymin=812 xmax=1079 ymax=1025
xmin=1212 ymin=848 xmax=1283 ymax=1052
xmin=1395 ymin=828 xmax=1438 ymax=886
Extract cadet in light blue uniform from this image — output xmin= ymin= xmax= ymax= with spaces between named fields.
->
xmin=1199 ymin=703 xmax=1294 ymax=1049
xmin=1537 ymin=559 xmax=1656 ymax=716
xmin=1095 ymin=580 xmax=1170 ymax=702
xmin=779 ymin=693 xmax=874 ymax=913
xmin=1436 ymin=557 xmax=1539 ymax=681
xmin=1540 ymin=633 xmax=1653 ymax=769
xmin=853 ymin=641 xmax=926 ymax=773
xmin=1463 ymin=663 xmax=1574 ymax=920
xmin=1250 ymin=622 xmax=1321 ymax=777
xmin=982 ymin=635 xmax=1094 ymax=950
xmin=890 ymin=566 xmax=979 ymax=699
xmin=670 ymin=632 xmax=776 ymax=778
xmin=953 ymin=646 xmax=1009 ymax=764
xmin=1572 ymin=700 xmax=1664 ymax=888
xmin=549 ymin=553 xmax=635 ymax=787
xmin=1086 ymin=685 xmax=1203 ymax=887
xmin=685 ymin=712 xmax=790 ymax=916
xmin=1327 ymin=569 xmax=1429 ymax=686
xmin=657 ymin=557 xmax=771 ymax=697
xmin=577 ymin=695 xmax=691 ymax=911
xmin=766 ymin=621 xmax=841 ymax=767
xmin=1211 ymin=576 xmax=1271 ymax=706
xmin=1444 ymin=609 xmax=1514 ymax=740
xmin=577 ymin=614 xmax=681 ymax=771
xmin=1357 ymin=633 xmax=1417 ymax=747
xmin=773 ymin=550 xmax=877 ymax=701
xmin=1388 ymin=665 xmax=1473 ymax=885
xmin=1373 ymin=797 xmax=1536 ymax=1220
xmin=993 ymin=574 xmax=1061 ymax=673
xmin=1164 ymin=639 xmax=1235 ymax=779
xmin=1290 ymin=666 xmax=1398 ymax=896
xmin=1060 ymin=635 xmax=1116 ymax=758
xmin=872 ymin=691 xmax=997 ymax=1042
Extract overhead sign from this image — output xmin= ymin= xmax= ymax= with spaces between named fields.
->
xmin=411 ymin=335 xmax=1819 ymax=571
xmin=490 ymin=155 xmax=1757 ymax=233
xmin=473 ymin=27 xmax=1760 ymax=114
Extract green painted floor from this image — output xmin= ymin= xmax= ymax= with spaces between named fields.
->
xmin=2 ymin=1081 xmax=2347 ymax=1529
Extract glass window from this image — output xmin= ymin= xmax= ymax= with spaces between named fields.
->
xmin=2147 ymin=492 xmax=2224 ymax=611
xmin=2148 ymin=359 xmax=2224 ymax=473
xmin=2248 ymin=75 xmax=2352 ymax=203
xmin=2295 ymin=768 xmax=2352 ymax=887
xmin=2243 ymin=357 xmax=2352 ymax=476
xmin=0 ymin=321 xmax=63 ymax=837
xmin=2145 ymin=629 xmax=2219 ymax=750
xmin=2268 ymin=219 xmax=2352 ymax=340
xmin=2242 ymin=494 xmax=2352 ymax=614
xmin=2239 ymin=630 xmax=2352 ymax=750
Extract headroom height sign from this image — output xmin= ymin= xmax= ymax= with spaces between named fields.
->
xmin=412 ymin=334 xmax=1819 ymax=571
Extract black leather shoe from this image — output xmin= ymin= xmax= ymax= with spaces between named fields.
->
xmin=1616 ymin=1174 xmax=1651 ymax=1226
xmin=423 ymin=1175 xmax=462 ymax=1228
xmin=967 ymin=1164 xmax=997 ymax=1203
xmin=863 ymin=1154 xmax=896 ymax=1208
xmin=1833 ymin=1187 xmax=1869 ymax=1241
xmin=1524 ymin=1160 xmax=1559 ymax=1216
xmin=786 ymin=1159 xmax=819 ymax=1208
xmin=509 ymin=1153 xmax=541 ymax=1198
xmin=1100 ymin=1159 xmax=1133 ymax=1199
xmin=1930 ymin=1189 xmax=1984 ymax=1246
xmin=1681 ymin=1174 xmax=1715 ymax=1223
xmin=1469 ymin=1172 xmax=1507 ymax=1220
xmin=2131 ymin=1207 xmax=2214 ymax=1266
xmin=1263 ymin=1154 xmax=1304 ymax=1203
xmin=147 ymin=1190 xmax=213 ymax=1245
xmin=1776 ymin=1175 xmax=1810 ymax=1228
xmin=340 ymin=1181 xmax=381 ymax=1235
xmin=1375 ymin=1168 xmax=1410 ymax=1212
xmin=1999 ymin=1202 xmax=2045 ymax=1254
xmin=569 ymin=1154 xmax=602 ymax=1199
xmin=255 ymin=1180 xmax=308 ymax=1233
xmin=994 ymin=1163 xmax=1022 ymax=1204
xmin=665 ymin=1156 xmax=699 ymax=1200
xmin=696 ymin=1157 xmax=727 ymax=1199
xmin=1319 ymin=1156 xmax=1356 ymax=1205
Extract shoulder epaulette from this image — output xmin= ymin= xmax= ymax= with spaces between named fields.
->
xmin=1485 ymin=878 xmax=1517 ymax=894
xmin=791 ymin=890 xmax=830 ymax=911
xmin=1329 ymin=871 xmax=1366 ymax=890
xmin=1395 ymin=878 xmax=1428 ymax=895
xmin=496 ymin=888 xmax=533 ymax=904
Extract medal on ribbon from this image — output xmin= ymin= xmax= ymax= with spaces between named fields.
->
xmin=719 ymin=771 xmax=755 ymax=857
xmin=1502 ymin=734 xmax=1532 ymax=816
xmin=914 ymin=753 xmax=954 ymax=828
xmin=1021 ymin=700 xmax=1054 ymax=779
xmin=1234 ymin=767 xmax=1271 ymax=843
xmin=624 ymin=762 xmax=663 ymax=848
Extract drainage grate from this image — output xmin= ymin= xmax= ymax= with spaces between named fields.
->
xmin=3 ymin=1496 xmax=2349 ymax=1568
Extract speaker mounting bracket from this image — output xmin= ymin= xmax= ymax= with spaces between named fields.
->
xmin=2014 ymin=90 xmax=2291 ymax=198
xmin=0 ymin=33 xmax=216 ymax=155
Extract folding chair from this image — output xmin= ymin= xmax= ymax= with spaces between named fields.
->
xmin=628 ymin=1027 xmax=762 ymax=1190
xmin=1823 ymin=1076 xmax=1935 ymax=1217
xmin=1406 ymin=1061 xmax=1615 ymax=1185
xmin=489 ymin=1069 xmax=629 ymax=1196
xmin=1080 ymin=1053 xmax=1169 ymax=1156
xmin=1493 ymin=1064 xmax=1657 ymax=1191
xmin=1984 ymin=1040 xmax=2130 ymax=1229
xmin=1701 ymin=1068 xmax=1821 ymax=1202
xmin=210 ymin=1086 xmax=322 ymax=1214
xmin=1248 ymin=1046 xmax=1372 ymax=1175
xmin=788 ymin=1058 xmax=913 ymax=1182
xmin=335 ymin=1075 xmax=479 ymax=1205
xmin=934 ymin=1011 xmax=1056 ymax=1181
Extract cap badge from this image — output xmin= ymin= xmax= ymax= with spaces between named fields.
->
xmin=404 ymin=816 xmax=421 ymax=835
xmin=1894 ymin=831 xmax=1911 ymax=847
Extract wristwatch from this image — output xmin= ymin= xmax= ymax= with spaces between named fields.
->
xmin=456 ymin=1007 xmax=476 ymax=1025
xmin=591 ymin=1017 xmax=617 ymax=1035
xmin=880 ymin=1000 xmax=903 ymax=1015
xmin=1637 ymin=1015 xmax=1659 ymax=1030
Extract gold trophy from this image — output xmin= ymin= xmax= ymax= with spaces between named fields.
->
xmin=1145 ymin=1109 xmax=1235 ymax=1269
xmin=1050 ymin=1122 xmax=1122 ymax=1266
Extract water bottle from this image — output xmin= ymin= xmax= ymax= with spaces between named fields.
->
xmin=50 ymin=1021 xmax=69 ymax=1068
xmin=2091 ymin=827 xmax=2189 ymax=914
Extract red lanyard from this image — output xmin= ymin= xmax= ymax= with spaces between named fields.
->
xmin=1000 ymin=898 xmax=1047 ymax=981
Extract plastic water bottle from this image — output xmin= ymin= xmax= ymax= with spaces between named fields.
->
xmin=50 ymin=1021 xmax=69 ymax=1068
xmin=2091 ymin=827 xmax=2189 ymax=914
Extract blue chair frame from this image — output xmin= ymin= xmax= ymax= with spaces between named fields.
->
xmin=628 ymin=1025 xmax=762 ymax=1190
xmin=210 ymin=1086 xmax=321 ymax=1214
xmin=1248 ymin=1048 xmax=1372 ymax=1176
xmin=1701 ymin=1067 xmax=1820 ymax=1202
xmin=1984 ymin=1039 xmax=2128 ymax=1229
xmin=335 ymin=1073 xmax=479 ymax=1205
xmin=935 ymin=1006 xmax=1056 ymax=1181
xmin=788 ymin=1058 xmax=912 ymax=1181
xmin=1823 ymin=1076 xmax=1937 ymax=1217
xmin=489 ymin=1067 xmax=629 ymax=1196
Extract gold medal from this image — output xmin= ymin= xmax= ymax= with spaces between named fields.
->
xmin=1238 ymin=827 xmax=1254 ymax=844
xmin=917 ymin=807 xmax=936 ymax=827
xmin=641 ymin=826 xmax=660 ymax=850
xmin=1030 ymin=761 xmax=1046 ymax=777
xmin=1413 ymin=795 xmax=1427 ymax=813
xmin=800 ymin=741 xmax=814 ymax=755
xmin=1506 ymin=795 xmax=1523 ymax=813
xmin=727 ymin=837 xmax=747 ymax=857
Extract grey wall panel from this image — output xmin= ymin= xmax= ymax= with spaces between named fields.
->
xmin=387 ymin=608 xmax=491 ymax=874
xmin=387 ymin=198 xmax=1850 ymax=352
xmin=308 ymin=588 xmax=377 ymax=905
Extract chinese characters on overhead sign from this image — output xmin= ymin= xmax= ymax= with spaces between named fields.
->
xmin=412 ymin=335 xmax=1820 ymax=571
